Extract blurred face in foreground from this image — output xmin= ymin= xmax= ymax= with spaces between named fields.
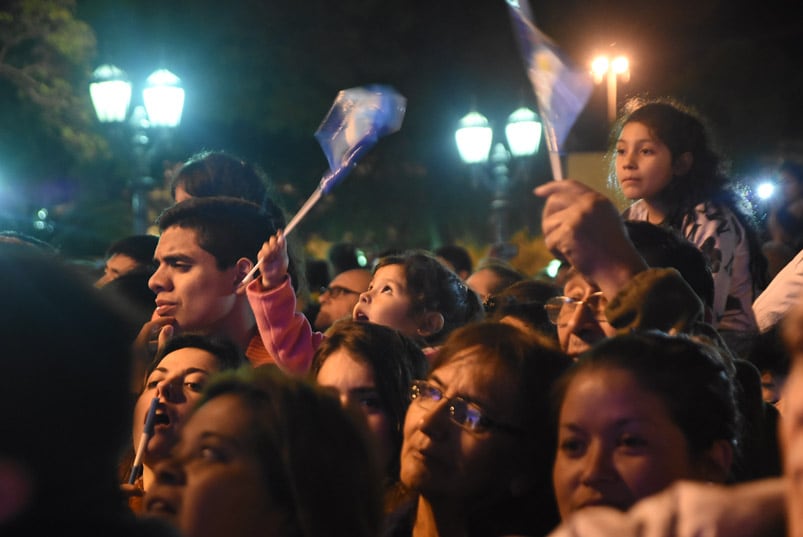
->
xmin=145 ymin=394 xmax=283 ymax=537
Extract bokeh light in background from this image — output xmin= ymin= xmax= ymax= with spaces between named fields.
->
xmin=756 ymin=180 xmax=776 ymax=201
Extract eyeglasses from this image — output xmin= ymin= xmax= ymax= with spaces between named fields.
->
xmin=319 ymin=285 xmax=361 ymax=299
xmin=409 ymin=380 xmax=522 ymax=435
xmin=544 ymin=291 xmax=609 ymax=326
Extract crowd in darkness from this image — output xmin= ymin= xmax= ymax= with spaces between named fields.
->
xmin=2 ymin=96 xmax=803 ymax=537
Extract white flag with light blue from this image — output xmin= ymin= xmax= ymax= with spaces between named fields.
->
xmin=505 ymin=0 xmax=592 ymax=154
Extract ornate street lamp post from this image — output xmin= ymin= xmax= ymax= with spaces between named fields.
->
xmin=455 ymin=107 xmax=542 ymax=255
xmin=90 ymin=64 xmax=185 ymax=234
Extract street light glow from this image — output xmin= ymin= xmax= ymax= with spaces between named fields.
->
xmin=455 ymin=106 xmax=542 ymax=251
xmin=611 ymin=55 xmax=629 ymax=75
xmin=591 ymin=56 xmax=609 ymax=83
xmin=89 ymin=64 xmax=132 ymax=123
xmin=89 ymin=64 xmax=186 ymax=234
xmin=143 ymin=69 xmax=185 ymax=128
xmin=505 ymin=107 xmax=542 ymax=157
xmin=590 ymin=53 xmax=630 ymax=124
xmin=757 ymin=181 xmax=775 ymax=200
xmin=455 ymin=111 xmax=493 ymax=164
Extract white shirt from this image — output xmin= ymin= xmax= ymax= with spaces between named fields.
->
xmin=753 ymin=249 xmax=803 ymax=332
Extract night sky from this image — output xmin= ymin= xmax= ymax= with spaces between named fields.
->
xmin=79 ymin=0 xmax=803 ymax=166
xmin=5 ymin=0 xmax=802 ymax=253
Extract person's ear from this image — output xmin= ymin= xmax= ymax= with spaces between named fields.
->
xmin=0 ymin=459 xmax=33 ymax=524
xmin=417 ymin=312 xmax=445 ymax=338
xmin=694 ymin=439 xmax=733 ymax=483
xmin=673 ymin=151 xmax=693 ymax=177
xmin=234 ymin=258 xmax=255 ymax=293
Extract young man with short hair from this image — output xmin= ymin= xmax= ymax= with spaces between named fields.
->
xmin=147 ymin=197 xmax=282 ymax=366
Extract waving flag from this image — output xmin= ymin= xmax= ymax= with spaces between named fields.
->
xmin=315 ymin=86 xmax=406 ymax=193
xmin=239 ymin=85 xmax=406 ymax=287
xmin=505 ymin=0 xmax=592 ymax=179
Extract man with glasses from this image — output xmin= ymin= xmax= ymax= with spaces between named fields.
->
xmin=545 ymin=279 xmax=617 ymax=357
xmin=536 ymin=180 xmax=706 ymax=357
xmin=314 ymin=268 xmax=371 ymax=331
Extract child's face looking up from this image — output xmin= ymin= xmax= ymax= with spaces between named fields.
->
xmin=352 ymin=264 xmax=423 ymax=338
xmin=615 ymin=121 xmax=675 ymax=203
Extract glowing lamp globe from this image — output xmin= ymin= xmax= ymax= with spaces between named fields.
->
xmin=455 ymin=111 xmax=493 ymax=164
xmin=143 ymin=69 xmax=185 ymax=128
xmin=505 ymin=107 xmax=542 ymax=157
xmin=89 ymin=64 xmax=132 ymax=123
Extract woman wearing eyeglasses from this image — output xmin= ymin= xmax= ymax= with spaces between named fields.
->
xmin=398 ymin=321 xmax=571 ymax=537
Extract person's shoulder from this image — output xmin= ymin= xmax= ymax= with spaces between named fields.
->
xmin=623 ymin=200 xmax=648 ymax=220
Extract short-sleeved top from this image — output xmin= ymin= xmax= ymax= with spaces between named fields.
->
xmin=624 ymin=200 xmax=757 ymax=332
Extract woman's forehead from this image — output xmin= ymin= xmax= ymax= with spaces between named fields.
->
xmin=433 ymin=349 xmax=516 ymax=396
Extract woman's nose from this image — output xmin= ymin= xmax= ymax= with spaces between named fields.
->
xmin=153 ymin=459 xmax=185 ymax=486
xmin=156 ymin=379 xmax=178 ymax=401
xmin=417 ymin=397 xmax=451 ymax=439
xmin=579 ymin=441 xmax=616 ymax=486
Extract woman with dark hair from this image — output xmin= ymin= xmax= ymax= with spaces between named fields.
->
xmin=399 ymin=321 xmax=571 ymax=536
xmin=145 ymin=366 xmax=384 ymax=537
xmin=311 ymin=320 xmax=428 ymax=485
xmin=552 ymin=331 xmax=739 ymax=519
xmin=123 ymin=333 xmax=247 ymax=506
xmin=611 ymin=98 xmax=766 ymax=337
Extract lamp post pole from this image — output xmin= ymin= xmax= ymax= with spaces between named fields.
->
xmin=129 ymin=105 xmax=152 ymax=235
xmin=489 ymin=143 xmax=511 ymax=246
xmin=591 ymin=55 xmax=630 ymax=125
xmin=90 ymin=65 xmax=185 ymax=234
xmin=455 ymin=107 xmax=541 ymax=256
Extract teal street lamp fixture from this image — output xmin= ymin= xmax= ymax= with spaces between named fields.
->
xmin=455 ymin=107 xmax=542 ymax=255
xmin=90 ymin=64 xmax=185 ymax=234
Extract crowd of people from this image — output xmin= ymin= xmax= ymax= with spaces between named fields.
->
xmin=2 ymin=96 xmax=803 ymax=537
